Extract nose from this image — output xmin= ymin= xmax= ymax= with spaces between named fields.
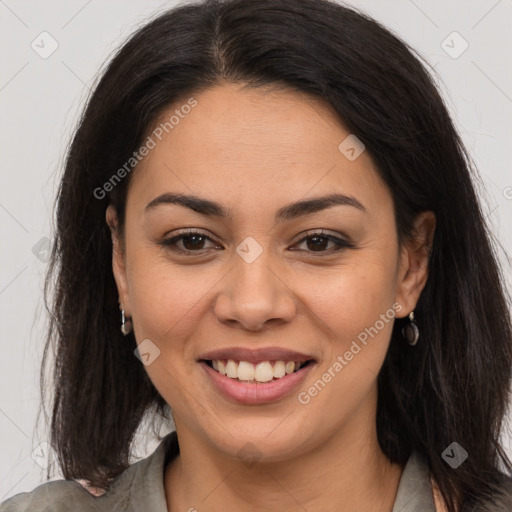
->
xmin=213 ymin=249 xmax=297 ymax=332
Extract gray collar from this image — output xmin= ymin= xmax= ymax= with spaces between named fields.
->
xmin=392 ymin=450 xmax=436 ymax=512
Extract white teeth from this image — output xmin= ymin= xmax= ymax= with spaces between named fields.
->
xmin=210 ymin=359 xmax=307 ymax=382
xmin=273 ymin=360 xmax=286 ymax=378
xmin=254 ymin=361 xmax=274 ymax=382
xmin=237 ymin=361 xmax=255 ymax=381
xmin=225 ymin=359 xmax=238 ymax=378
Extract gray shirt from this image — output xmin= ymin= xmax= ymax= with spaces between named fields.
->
xmin=0 ymin=431 xmax=436 ymax=511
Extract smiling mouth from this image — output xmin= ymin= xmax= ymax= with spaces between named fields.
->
xmin=201 ymin=358 xmax=316 ymax=383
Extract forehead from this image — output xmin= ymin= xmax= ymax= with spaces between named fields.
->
xmin=126 ymin=83 xmax=390 ymax=219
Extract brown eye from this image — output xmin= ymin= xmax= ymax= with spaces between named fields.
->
xmin=160 ymin=230 xmax=220 ymax=254
xmin=160 ymin=229 xmax=354 ymax=256
xmin=291 ymin=230 xmax=354 ymax=254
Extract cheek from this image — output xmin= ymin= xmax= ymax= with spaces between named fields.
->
xmin=294 ymin=261 xmax=398 ymax=427
xmin=126 ymin=248 xmax=216 ymax=346
xmin=299 ymin=260 xmax=398 ymax=346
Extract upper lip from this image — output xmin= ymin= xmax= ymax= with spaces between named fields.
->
xmin=198 ymin=347 xmax=316 ymax=364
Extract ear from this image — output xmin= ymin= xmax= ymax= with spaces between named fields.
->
xmin=106 ymin=204 xmax=131 ymax=316
xmin=394 ymin=211 xmax=436 ymax=318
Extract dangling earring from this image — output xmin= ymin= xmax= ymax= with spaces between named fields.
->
xmin=119 ymin=302 xmax=132 ymax=335
xmin=402 ymin=311 xmax=419 ymax=346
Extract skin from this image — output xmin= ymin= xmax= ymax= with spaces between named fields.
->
xmin=106 ymin=82 xmax=436 ymax=512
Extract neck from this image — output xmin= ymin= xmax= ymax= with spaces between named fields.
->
xmin=164 ymin=405 xmax=403 ymax=512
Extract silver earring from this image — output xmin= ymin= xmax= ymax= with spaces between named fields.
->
xmin=402 ymin=311 xmax=419 ymax=346
xmin=119 ymin=302 xmax=132 ymax=335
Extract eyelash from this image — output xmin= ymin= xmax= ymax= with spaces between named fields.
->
xmin=159 ymin=229 xmax=355 ymax=256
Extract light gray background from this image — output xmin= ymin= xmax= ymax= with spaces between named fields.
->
xmin=1 ymin=0 xmax=511 ymax=501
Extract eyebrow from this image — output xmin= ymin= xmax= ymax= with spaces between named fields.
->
xmin=145 ymin=192 xmax=366 ymax=222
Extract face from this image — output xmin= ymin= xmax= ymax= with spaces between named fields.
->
xmin=107 ymin=83 xmax=434 ymax=462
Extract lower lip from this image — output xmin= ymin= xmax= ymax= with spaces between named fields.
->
xmin=199 ymin=360 xmax=316 ymax=405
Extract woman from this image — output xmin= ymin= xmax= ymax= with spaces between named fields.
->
xmin=1 ymin=0 xmax=512 ymax=510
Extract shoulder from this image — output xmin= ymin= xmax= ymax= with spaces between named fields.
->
xmin=0 ymin=479 xmax=100 ymax=512
xmin=430 ymin=460 xmax=512 ymax=512
xmin=0 ymin=430 xmax=179 ymax=512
